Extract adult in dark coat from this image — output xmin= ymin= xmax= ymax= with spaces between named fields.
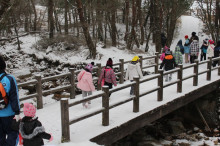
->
xmin=212 ymin=40 xmax=220 ymax=67
xmin=189 ymin=32 xmax=199 ymax=44
xmin=161 ymin=33 xmax=167 ymax=48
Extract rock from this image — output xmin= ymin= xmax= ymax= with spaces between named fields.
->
xmin=178 ymin=142 xmax=190 ymax=146
xmin=193 ymin=127 xmax=200 ymax=132
xmin=14 ymin=69 xmax=32 ymax=79
xmin=213 ymin=139 xmax=218 ymax=145
xmin=168 ymin=121 xmax=186 ymax=135
xmin=204 ymin=137 xmax=209 ymax=140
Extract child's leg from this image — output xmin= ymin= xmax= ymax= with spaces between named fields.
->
xmin=82 ymin=91 xmax=87 ymax=106
xmin=88 ymin=91 xmax=92 ymax=104
xmin=130 ymin=80 xmax=134 ymax=95
xmin=165 ymin=74 xmax=168 ymax=82
xmin=169 ymin=73 xmax=172 ymax=81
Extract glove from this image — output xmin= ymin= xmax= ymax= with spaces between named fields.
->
xmin=49 ymin=134 xmax=53 ymax=142
xmin=15 ymin=115 xmax=21 ymax=122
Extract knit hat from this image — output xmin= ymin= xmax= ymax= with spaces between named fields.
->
xmin=209 ymin=40 xmax=214 ymax=44
xmin=85 ymin=62 xmax=94 ymax=72
xmin=23 ymin=103 xmax=36 ymax=118
xmin=0 ymin=55 xmax=6 ymax=71
xmin=132 ymin=56 xmax=140 ymax=62
xmin=184 ymin=35 xmax=188 ymax=39
xmin=106 ymin=58 xmax=113 ymax=67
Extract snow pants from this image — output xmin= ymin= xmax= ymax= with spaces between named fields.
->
xmin=0 ymin=116 xmax=19 ymax=146
xmin=82 ymin=91 xmax=92 ymax=106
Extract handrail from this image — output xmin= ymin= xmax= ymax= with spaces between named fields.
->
xmin=18 ymin=79 xmax=37 ymax=87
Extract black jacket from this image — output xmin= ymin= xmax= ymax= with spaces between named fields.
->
xmin=160 ymin=55 xmax=177 ymax=71
xmin=12 ymin=116 xmax=51 ymax=146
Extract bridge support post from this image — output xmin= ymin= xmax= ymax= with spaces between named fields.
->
xmin=155 ymin=52 xmax=159 ymax=74
xmin=61 ymin=98 xmax=70 ymax=142
xmin=193 ymin=60 xmax=199 ymax=86
xmin=102 ymin=86 xmax=109 ymax=126
xmin=97 ymin=63 xmax=102 ymax=91
xmin=207 ymin=57 xmax=212 ymax=81
xmin=69 ymin=68 xmax=75 ymax=99
xmin=133 ymin=77 xmax=140 ymax=113
xmin=119 ymin=59 xmax=124 ymax=84
xmin=177 ymin=64 xmax=183 ymax=93
xmin=35 ymin=75 xmax=43 ymax=109
xmin=139 ymin=56 xmax=143 ymax=72
xmin=158 ymin=69 xmax=163 ymax=101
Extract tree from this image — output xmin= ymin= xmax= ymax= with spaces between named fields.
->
xmin=196 ymin=0 xmax=220 ymax=43
xmin=76 ymin=0 xmax=96 ymax=59
xmin=48 ymin=0 xmax=54 ymax=38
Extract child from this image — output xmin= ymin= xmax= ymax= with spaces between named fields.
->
xmin=98 ymin=58 xmax=117 ymax=97
xmin=160 ymin=50 xmax=177 ymax=82
xmin=125 ymin=56 xmax=143 ymax=96
xmin=184 ymin=35 xmax=190 ymax=63
xmin=173 ymin=40 xmax=183 ymax=65
xmin=11 ymin=103 xmax=53 ymax=146
xmin=200 ymin=39 xmax=208 ymax=61
xmin=77 ymin=62 xmax=95 ymax=108
xmin=190 ymin=38 xmax=199 ymax=64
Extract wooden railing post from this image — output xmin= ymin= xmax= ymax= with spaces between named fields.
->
xmin=119 ymin=59 xmax=124 ymax=84
xmin=139 ymin=56 xmax=143 ymax=71
xmin=218 ymin=59 xmax=220 ymax=76
xmin=207 ymin=57 xmax=212 ymax=81
xmin=97 ymin=63 xmax=102 ymax=91
xmin=193 ymin=60 xmax=199 ymax=86
xmin=35 ymin=75 xmax=43 ymax=109
xmin=61 ymin=98 xmax=70 ymax=142
xmin=158 ymin=69 xmax=163 ymax=101
xmin=155 ymin=52 xmax=159 ymax=74
xmin=133 ymin=76 xmax=140 ymax=113
xmin=69 ymin=68 xmax=75 ymax=99
xmin=177 ymin=64 xmax=183 ymax=93
xmin=102 ymin=86 xmax=109 ymax=126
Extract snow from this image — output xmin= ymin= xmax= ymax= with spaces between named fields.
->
xmin=1 ymin=15 xmax=219 ymax=146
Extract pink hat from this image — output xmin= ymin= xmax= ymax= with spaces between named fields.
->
xmin=23 ymin=103 xmax=36 ymax=117
xmin=85 ymin=62 xmax=94 ymax=72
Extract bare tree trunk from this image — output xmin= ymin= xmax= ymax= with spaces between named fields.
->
xmin=64 ymin=0 xmax=69 ymax=34
xmin=111 ymin=10 xmax=117 ymax=47
xmin=0 ymin=0 xmax=11 ymax=20
xmin=97 ymin=0 xmax=103 ymax=41
xmin=48 ymin=0 xmax=54 ymax=38
xmin=30 ymin=0 xmax=37 ymax=31
xmin=124 ymin=0 xmax=129 ymax=41
xmin=137 ymin=0 xmax=144 ymax=45
xmin=76 ymin=0 xmax=96 ymax=59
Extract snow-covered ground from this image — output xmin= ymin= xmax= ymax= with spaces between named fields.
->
xmin=1 ymin=15 xmax=218 ymax=146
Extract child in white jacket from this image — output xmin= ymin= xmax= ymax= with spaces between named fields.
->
xmin=125 ymin=56 xmax=143 ymax=96
xmin=207 ymin=40 xmax=215 ymax=57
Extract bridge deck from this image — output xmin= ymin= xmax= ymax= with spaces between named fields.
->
xmin=36 ymin=65 xmax=220 ymax=145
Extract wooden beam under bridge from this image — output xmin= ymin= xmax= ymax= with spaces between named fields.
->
xmin=91 ymin=79 xmax=220 ymax=145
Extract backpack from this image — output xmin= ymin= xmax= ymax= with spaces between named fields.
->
xmin=0 ymin=73 xmax=8 ymax=109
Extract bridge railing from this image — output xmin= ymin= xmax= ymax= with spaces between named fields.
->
xmin=18 ymin=52 xmax=159 ymax=109
xmin=60 ymin=56 xmax=220 ymax=142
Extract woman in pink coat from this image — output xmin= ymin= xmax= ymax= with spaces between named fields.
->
xmin=77 ymin=62 xmax=95 ymax=108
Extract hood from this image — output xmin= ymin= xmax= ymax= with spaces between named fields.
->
xmin=19 ymin=117 xmax=45 ymax=139
xmin=127 ymin=62 xmax=139 ymax=70
xmin=177 ymin=40 xmax=182 ymax=46
xmin=165 ymin=55 xmax=173 ymax=60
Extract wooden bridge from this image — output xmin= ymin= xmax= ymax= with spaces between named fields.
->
xmin=17 ymin=53 xmax=220 ymax=145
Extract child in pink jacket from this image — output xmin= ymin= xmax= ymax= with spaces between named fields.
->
xmin=98 ymin=58 xmax=117 ymax=97
xmin=77 ymin=62 xmax=95 ymax=108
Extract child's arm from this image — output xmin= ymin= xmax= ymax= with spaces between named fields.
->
xmin=38 ymin=132 xmax=51 ymax=140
